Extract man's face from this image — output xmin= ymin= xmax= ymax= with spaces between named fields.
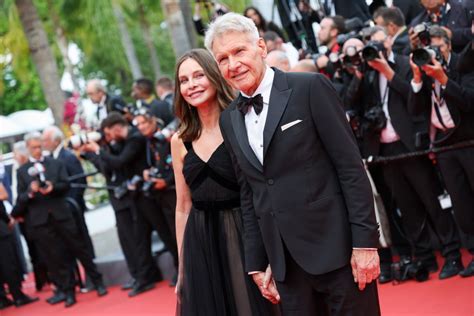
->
xmin=105 ymin=124 xmax=128 ymax=141
xmin=13 ymin=151 xmax=28 ymax=166
xmin=374 ymin=15 xmax=385 ymax=27
xmin=134 ymin=115 xmax=156 ymax=137
xmin=131 ymin=83 xmax=144 ymax=100
xmin=86 ymin=86 xmax=105 ymax=104
xmin=41 ymin=131 xmax=59 ymax=152
xmin=27 ymin=139 xmax=43 ymax=160
xmin=371 ymin=30 xmax=391 ymax=54
xmin=420 ymin=0 xmax=445 ymax=11
xmin=430 ymin=37 xmax=451 ymax=60
xmin=212 ymin=31 xmax=267 ymax=96
xmin=319 ymin=18 xmax=336 ymax=46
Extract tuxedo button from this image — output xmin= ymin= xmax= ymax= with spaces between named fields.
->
xmin=267 ymin=179 xmax=274 ymax=185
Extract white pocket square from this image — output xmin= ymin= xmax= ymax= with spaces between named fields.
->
xmin=281 ymin=119 xmax=302 ymax=131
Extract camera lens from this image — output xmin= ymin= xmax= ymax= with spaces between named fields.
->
xmin=412 ymin=48 xmax=435 ymax=66
xmin=362 ymin=46 xmax=379 ymax=61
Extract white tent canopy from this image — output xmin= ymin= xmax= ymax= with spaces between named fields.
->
xmin=1 ymin=109 xmax=54 ymax=139
xmin=0 ymin=115 xmax=24 ymax=138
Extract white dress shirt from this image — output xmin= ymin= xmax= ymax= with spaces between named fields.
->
xmin=242 ymin=66 xmax=275 ymax=165
xmin=379 ymin=52 xmax=401 ymax=144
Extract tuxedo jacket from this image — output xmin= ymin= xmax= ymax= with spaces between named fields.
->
xmin=393 ymin=0 xmax=423 ymax=25
xmin=57 ymin=147 xmax=86 ymax=209
xmin=0 ymin=202 xmax=11 ymax=238
xmin=331 ymin=0 xmax=371 ymax=21
xmin=392 ymin=28 xmax=410 ymax=56
xmin=12 ymin=157 xmax=71 ymax=227
xmin=409 ymin=0 xmax=472 ymax=53
xmin=220 ymin=69 xmax=378 ymax=282
xmin=346 ymin=54 xmax=428 ymax=157
xmin=408 ymin=53 xmax=474 ymax=146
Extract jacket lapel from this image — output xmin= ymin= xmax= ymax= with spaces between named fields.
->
xmin=230 ymin=108 xmax=263 ymax=172
xmin=263 ymin=69 xmax=292 ymax=159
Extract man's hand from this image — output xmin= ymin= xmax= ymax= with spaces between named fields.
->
xmin=408 ymin=27 xmax=420 ymax=50
xmin=251 ymin=265 xmax=280 ymax=304
xmin=367 ymin=52 xmax=394 ymax=81
xmin=39 ymin=181 xmax=53 ymax=195
xmin=30 ymin=181 xmax=40 ymax=193
xmin=409 ymin=54 xmax=423 ymax=84
xmin=421 ymin=57 xmax=448 ymax=85
xmin=143 ymin=169 xmax=150 ymax=181
xmin=153 ymin=179 xmax=167 ymax=190
xmin=351 ymin=249 xmax=380 ymax=290
xmin=7 ymin=217 xmax=16 ymax=230
xmin=81 ymin=141 xmax=100 ymax=153
xmin=316 ymin=55 xmax=329 ymax=70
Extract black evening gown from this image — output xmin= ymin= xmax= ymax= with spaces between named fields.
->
xmin=177 ymin=141 xmax=276 ymax=316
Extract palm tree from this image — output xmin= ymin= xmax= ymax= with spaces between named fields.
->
xmin=15 ymin=0 xmax=65 ymax=125
xmin=160 ymin=0 xmax=194 ymax=58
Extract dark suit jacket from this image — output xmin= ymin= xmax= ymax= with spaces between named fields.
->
xmin=346 ymin=54 xmax=428 ymax=157
xmin=333 ymin=0 xmax=371 ymax=21
xmin=12 ymin=157 xmax=72 ymax=227
xmin=392 ymin=28 xmax=411 ymax=56
xmin=220 ymin=69 xmax=378 ymax=282
xmin=57 ymin=147 xmax=86 ymax=209
xmin=408 ymin=53 xmax=474 ymax=146
xmin=393 ymin=0 xmax=424 ymax=25
xmin=0 ymin=201 xmax=11 ymax=238
xmin=409 ymin=0 xmax=472 ymax=53
xmin=105 ymin=93 xmax=128 ymax=115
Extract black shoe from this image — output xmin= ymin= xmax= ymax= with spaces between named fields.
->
xmin=439 ymin=258 xmax=463 ymax=280
xmin=459 ymin=259 xmax=474 ymax=278
xmin=46 ymin=291 xmax=67 ymax=305
xmin=121 ymin=279 xmax=136 ymax=291
xmin=128 ymin=282 xmax=155 ymax=297
xmin=0 ymin=297 xmax=14 ymax=310
xmin=422 ymin=259 xmax=439 ymax=273
xmin=14 ymin=295 xmax=39 ymax=307
xmin=64 ymin=293 xmax=76 ymax=308
xmin=95 ymin=284 xmax=108 ymax=297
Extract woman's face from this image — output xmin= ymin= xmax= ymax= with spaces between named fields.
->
xmin=245 ymin=9 xmax=261 ymax=27
xmin=178 ymin=58 xmax=217 ymax=108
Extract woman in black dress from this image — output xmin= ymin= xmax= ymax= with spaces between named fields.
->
xmin=171 ymin=49 xmax=277 ymax=315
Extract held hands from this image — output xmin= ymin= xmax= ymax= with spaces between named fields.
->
xmin=367 ymin=52 xmax=394 ymax=81
xmin=351 ymin=249 xmax=380 ymax=291
xmin=421 ymin=57 xmax=448 ymax=85
xmin=252 ymin=265 xmax=280 ymax=304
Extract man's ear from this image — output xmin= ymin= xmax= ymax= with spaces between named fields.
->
xmin=258 ymin=38 xmax=268 ymax=58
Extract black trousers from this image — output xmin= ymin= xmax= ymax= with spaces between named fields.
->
xmin=0 ymin=235 xmax=24 ymax=300
xmin=380 ymin=141 xmax=461 ymax=261
xmin=135 ymin=190 xmax=178 ymax=268
xmin=275 ymin=249 xmax=380 ymax=316
xmin=437 ymin=147 xmax=474 ymax=241
xmin=115 ymin=207 xmax=140 ymax=280
xmin=19 ymin=223 xmax=49 ymax=287
xmin=30 ymin=215 xmax=102 ymax=293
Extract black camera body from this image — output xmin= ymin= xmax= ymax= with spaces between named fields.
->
xmin=362 ymin=41 xmax=386 ymax=62
xmin=413 ymin=22 xmax=433 ymax=47
xmin=142 ymin=167 xmax=163 ymax=197
xmin=362 ymin=106 xmax=387 ymax=133
xmin=412 ymin=45 xmax=443 ymax=66
xmin=343 ymin=46 xmax=363 ymax=68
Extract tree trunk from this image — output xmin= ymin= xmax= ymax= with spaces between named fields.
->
xmin=15 ymin=0 xmax=65 ymax=126
xmin=161 ymin=0 xmax=193 ymax=58
xmin=112 ymin=2 xmax=143 ymax=80
xmin=137 ymin=1 xmax=161 ymax=79
xmin=179 ymin=0 xmax=198 ymax=49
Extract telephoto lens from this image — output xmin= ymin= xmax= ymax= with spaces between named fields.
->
xmin=362 ymin=41 xmax=385 ymax=61
xmin=412 ymin=46 xmax=442 ymax=66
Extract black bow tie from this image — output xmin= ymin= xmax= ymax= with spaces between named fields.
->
xmin=237 ymin=94 xmax=264 ymax=115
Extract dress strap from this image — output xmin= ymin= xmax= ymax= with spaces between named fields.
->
xmin=183 ymin=141 xmax=193 ymax=152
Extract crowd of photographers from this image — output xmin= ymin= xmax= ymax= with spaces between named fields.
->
xmin=1 ymin=0 xmax=473 ymax=311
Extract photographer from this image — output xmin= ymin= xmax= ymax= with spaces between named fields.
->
xmin=314 ymin=15 xmax=346 ymax=77
xmin=80 ymin=113 xmax=162 ymax=296
xmin=193 ymin=0 xmax=229 ymax=36
xmin=378 ymin=7 xmax=411 ymax=55
xmin=12 ymin=132 xmax=107 ymax=308
xmin=86 ymin=79 xmax=128 ymax=128
xmin=409 ymin=0 xmax=472 ymax=53
xmin=408 ymin=26 xmax=474 ymax=277
xmin=346 ymin=26 xmax=463 ymax=280
xmin=133 ymin=110 xmax=179 ymax=286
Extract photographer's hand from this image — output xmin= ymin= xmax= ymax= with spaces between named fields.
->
xmin=39 ymin=181 xmax=54 ymax=195
xmin=421 ymin=57 xmax=448 ymax=85
xmin=153 ymin=179 xmax=167 ymax=190
xmin=367 ymin=52 xmax=394 ymax=81
xmin=30 ymin=181 xmax=40 ymax=194
xmin=143 ymin=169 xmax=150 ymax=181
xmin=408 ymin=27 xmax=420 ymax=50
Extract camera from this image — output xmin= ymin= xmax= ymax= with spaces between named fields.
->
xmin=362 ymin=106 xmax=387 ymax=133
xmin=328 ymin=52 xmax=343 ymax=73
xmin=27 ymin=163 xmax=48 ymax=188
xmin=68 ymin=131 xmax=103 ymax=149
xmin=141 ymin=167 xmax=162 ymax=197
xmin=413 ymin=22 xmax=433 ymax=47
xmin=343 ymin=46 xmax=363 ymax=67
xmin=361 ymin=41 xmax=386 ymax=62
xmin=391 ymin=258 xmax=429 ymax=283
xmin=412 ymin=45 xmax=443 ymax=66
xmin=114 ymin=103 xmax=135 ymax=115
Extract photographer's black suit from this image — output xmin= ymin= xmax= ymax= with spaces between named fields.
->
xmin=220 ymin=69 xmax=380 ymax=315
xmin=408 ymin=53 xmax=474 ymax=236
xmin=347 ymin=54 xmax=461 ymax=263
xmin=12 ymin=157 xmax=103 ymax=294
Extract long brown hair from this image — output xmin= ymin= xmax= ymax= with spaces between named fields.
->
xmin=174 ymin=48 xmax=235 ymax=142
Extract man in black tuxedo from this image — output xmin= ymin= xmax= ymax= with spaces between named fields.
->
xmin=347 ymin=26 xmax=463 ymax=279
xmin=408 ymin=26 xmax=474 ymax=277
xmin=155 ymin=76 xmax=175 ymax=113
xmin=207 ymin=13 xmax=380 ymax=315
xmin=12 ymin=132 xmax=107 ymax=307
xmin=81 ymin=113 xmax=162 ymax=296
xmin=378 ymin=7 xmax=411 ymax=55
xmin=409 ymin=0 xmax=472 ymax=53
xmin=86 ymin=79 xmax=128 ymax=127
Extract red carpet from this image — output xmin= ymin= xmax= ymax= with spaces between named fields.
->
xmin=2 ymin=253 xmax=473 ymax=316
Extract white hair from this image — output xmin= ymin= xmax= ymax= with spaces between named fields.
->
xmin=86 ymin=78 xmax=106 ymax=93
xmin=43 ymin=125 xmax=64 ymax=142
xmin=267 ymin=50 xmax=289 ymax=63
xmin=24 ymin=131 xmax=42 ymax=145
xmin=204 ymin=12 xmax=260 ymax=54
xmin=13 ymin=141 xmax=28 ymax=156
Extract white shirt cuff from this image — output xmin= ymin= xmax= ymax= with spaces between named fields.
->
xmin=248 ymin=271 xmax=261 ymax=275
xmin=411 ymin=80 xmax=423 ymax=93
xmin=353 ymin=247 xmax=378 ymax=250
